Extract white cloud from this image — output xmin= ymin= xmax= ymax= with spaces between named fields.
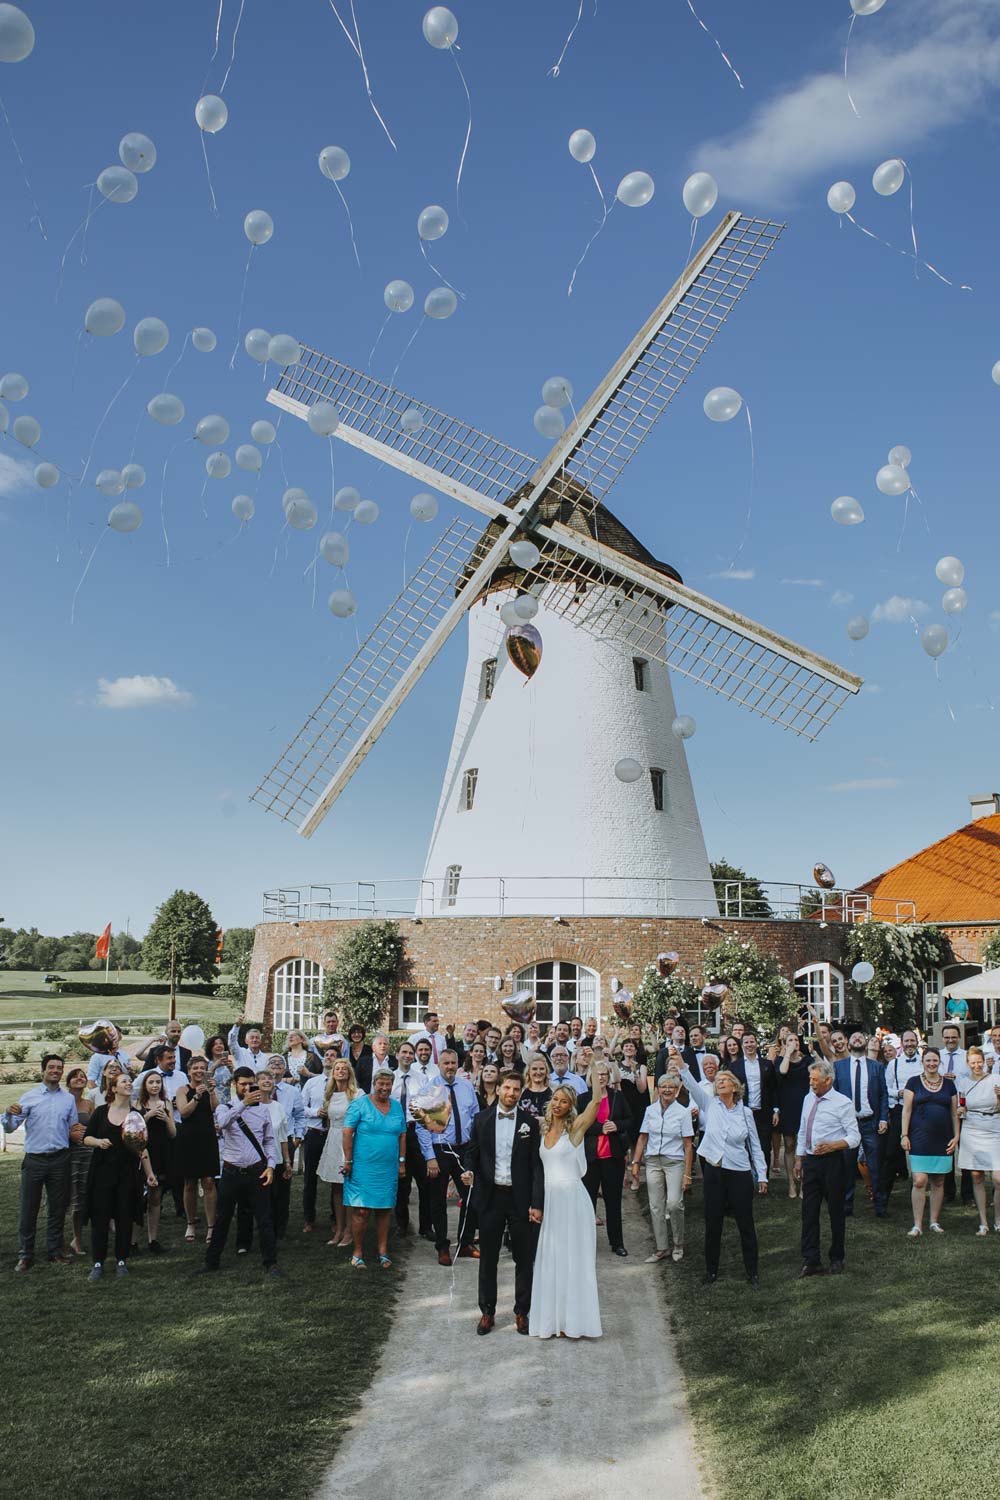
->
xmin=861 ymin=682 xmax=882 ymax=695
xmin=95 ymin=675 xmax=194 ymax=710
xmin=831 ymin=590 xmax=854 ymax=607
xmin=692 ymin=1 xmax=1000 ymax=204
xmin=871 ymin=595 xmax=929 ymax=624
xmin=0 ymin=450 xmax=36 ymax=500
xmin=781 ymin=578 xmax=825 ymax=588
xmin=708 ymin=567 xmax=755 ymax=581
xmin=989 ymin=611 xmax=1000 ymax=632
xmin=825 ymin=777 xmax=901 ymax=792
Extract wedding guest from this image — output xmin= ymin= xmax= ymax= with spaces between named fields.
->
xmin=833 ymin=1031 xmax=890 ymax=1216
xmin=477 ymin=1062 xmax=500 ymax=1112
xmin=175 ymin=1056 xmax=220 ymax=1245
xmin=204 ymin=1035 xmax=233 ymax=1106
xmin=775 ymin=1034 xmax=812 ymax=1200
xmin=268 ymin=1055 xmax=304 ymax=1157
xmin=84 ymin=1024 xmax=133 ymax=1087
xmin=518 ymin=1055 xmax=552 ymax=1120
xmin=883 ymin=1029 xmax=923 ymax=1207
xmin=731 ymin=1030 xmax=778 ymax=1172
xmin=318 ymin=1058 xmax=358 ymax=1246
xmin=579 ymin=1061 xmax=632 ymax=1257
xmin=2 ymin=1054 xmax=78 ymax=1270
xmin=631 ymin=1074 xmax=694 ymax=1263
xmin=309 ymin=1010 xmax=347 ymax=1060
xmin=523 ymin=1021 xmax=542 ymax=1058
xmin=567 ymin=1016 xmax=584 ymax=1053
xmin=133 ymin=1045 xmax=189 ymax=1124
xmin=719 ymin=1035 xmax=742 ymax=1070
xmin=195 ymin=1069 xmax=279 ymax=1278
xmin=391 ymin=1042 xmax=431 ymax=1239
xmin=226 ymin=1021 xmax=269 ymax=1074
xmin=342 ymin=1070 xmax=407 ymax=1269
xmin=284 ymin=1029 xmax=320 ymax=1084
xmin=356 ymin=1032 xmax=396 ymax=1094
xmin=416 ymin=1050 xmax=480 ymax=1265
xmin=90 ymin=1058 xmax=124 ymax=1108
xmin=484 ymin=1027 xmax=502 ymax=1063
xmin=541 ymin=1022 xmax=571 ymax=1059
xmin=83 ymin=1072 xmax=157 ymax=1280
xmin=300 ymin=1047 xmax=339 ymax=1233
xmin=901 ymin=1047 xmax=960 ymax=1236
xmin=137 ymin=1070 xmax=176 ymax=1253
xmin=257 ymin=1071 xmax=293 ymax=1239
xmin=548 ymin=1046 xmax=587 ymax=1096
xmin=504 ymin=1021 xmax=528 ymax=1059
xmin=794 ymin=1059 xmax=861 ymax=1277
xmin=498 ymin=1035 xmax=524 ymax=1075
xmin=939 ymin=1023 xmax=967 ymax=1080
xmin=411 ymin=1037 xmax=441 ymax=1089
xmin=346 ymin=1025 xmax=372 ymax=1074
xmin=409 ymin=1011 xmax=444 ymax=1064
xmin=617 ymin=1039 xmax=649 ymax=1140
xmin=462 ymin=1040 xmax=487 ymax=1085
xmin=65 ymin=1066 xmax=93 ymax=1257
xmin=955 ymin=1046 xmax=1000 ymax=1234
xmin=135 ymin=1019 xmax=190 ymax=1073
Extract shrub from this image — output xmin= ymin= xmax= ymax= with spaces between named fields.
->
xmin=322 ymin=921 xmax=406 ymax=1032
xmin=844 ymin=924 xmax=952 ymax=1031
xmin=9 ymin=1043 xmax=28 ymax=1063
xmin=631 ymin=963 xmax=701 ymax=1032
xmin=702 ymin=935 xmax=795 ymax=1034
xmin=981 ymin=931 xmax=1000 ymax=970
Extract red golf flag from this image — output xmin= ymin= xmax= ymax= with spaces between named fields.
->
xmin=95 ymin=923 xmax=112 ymax=961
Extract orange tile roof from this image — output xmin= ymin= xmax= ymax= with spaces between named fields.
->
xmin=856 ymin=814 xmax=1000 ymax=923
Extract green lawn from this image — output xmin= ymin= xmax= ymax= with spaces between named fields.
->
xmin=664 ymin=1178 xmax=1000 ymax=1500
xmin=0 ymin=1159 xmax=402 ymax=1498
xmin=0 ymin=969 xmax=229 ymax=1027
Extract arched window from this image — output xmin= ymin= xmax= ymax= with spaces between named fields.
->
xmin=272 ymin=958 xmax=324 ymax=1032
xmin=515 ymin=960 xmax=599 ymax=1026
xmin=794 ymin=963 xmax=845 ymax=1022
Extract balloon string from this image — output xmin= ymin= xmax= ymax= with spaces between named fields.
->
xmin=844 ymin=213 xmax=971 ymax=290
xmin=450 ymin=47 xmax=473 ymax=221
xmin=588 ymin=162 xmax=607 ymax=214
xmin=844 ymin=12 xmax=859 ymax=117
xmin=160 ymin=437 xmax=188 ymax=568
xmin=70 ymin=530 xmax=106 ymax=626
xmin=685 ymin=0 xmax=743 ymax=89
xmin=57 ymin=189 xmax=109 ymax=301
xmin=419 ymin=239 xmax=465 ymax=300
xmin=78 ymin=184 xmax=96 ymax=268
xmin=906 ymin=165 xmax=919 ymax=279
xmin=895 ymin=489 xmax=910 ymax=554
xmin=200 ymin=130 xmax=219 ymax=217
xmin=728 ymin=402 xmax=755 ymax=566
xmin=334 ymin=180 xmax=361 ymax=269
xmin=220 ymin=0 xmax=246 ymax=93
xmin=81 ymin=359 xmax=139 ymax=485
xmin=326 ymin=0 xmax=397 ymax=151
xmin=367 ymin=312 xmax=392 ymax=372
xmin=907 ymin=480 xmax=932 ymax=537
xmin=548 ymin=0 xmax=585 ymax=77
xmin=687 ymin=214 xmax=698 ymax=266
xmin=229 ymin=243 xmax=255 ymax=370
xmin=0 ymin=92 xmax=46 ymax=239
xmin=568 ymin=197 xmax=615 ymax=297
xmin=387 ymin=318 xmax=425 ymax=400
xmin=269 ymin=518 xmax=289 ymax=578
xmin=199 ymin=476 xmax=210 ymax=520
xmin=161 ymin=330 xmax=191 ymax=394
xmin=212 ymin=0 xmax=224 ymax=59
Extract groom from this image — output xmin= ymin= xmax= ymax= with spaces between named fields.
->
xmin=463 ymin=1071 xmax=544 ymax=1336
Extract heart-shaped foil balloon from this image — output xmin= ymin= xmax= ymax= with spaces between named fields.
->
xmin=812 ymin=863 xmax=836 ymax=889
xmin=311 ymin=1033 xmax=344 ymax=1056
xmin=700 ymin=983 xmax=731 ymax=1007
xmin=613 ymin=991 xmax=633 ymax=1020
xmin=79 ymin=1020 xmax=117 ymax=1054
xmin=657 ymin=952 xmax=679 ymax=977
xmin=122 ymin=1110 xmax=149 ymax=1154
xmin=411 ymin=1083 xmax=452 ymax=1130
xmin=501 ymin=991 xmax=536 ymax=1022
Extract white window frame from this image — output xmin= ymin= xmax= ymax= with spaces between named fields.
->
xmin=793 ymin=962 xmax=845 ymax=1023
xmin=272 ymin=957 xmax=325 ymax=1033
xmin=479 ymin=658 xmax=497 ymax=701
xmin=514 ymin=960 xmax=600 ymax=1027
xmin=922 ymin=969 xmax=942 ymax=1030
xmin=461 ymin=768 xmax=479 ymax=811
xmin=445 ymin=865 xmax=461 ymax=907
xmin=398 ymin=988 xmax=429 ymax=1028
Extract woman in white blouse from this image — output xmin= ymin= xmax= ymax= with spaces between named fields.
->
xmin=631 ymin=1075 xmax=694 ymax=1263
xmin=957 ymin=1046 xmax=1000 ymax=1234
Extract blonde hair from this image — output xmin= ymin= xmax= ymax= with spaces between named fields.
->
xmin=324 ymin=1059 xmax=358 ymax=1106
xmin=543 ymin=1084 xmax=580 ymax=1135
xmin=716 ymin=1070 xmax=745 ymax=1103
xmin=586 ymin=1060 xmax=612 ymax=1091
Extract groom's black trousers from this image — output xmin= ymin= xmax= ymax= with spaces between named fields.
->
xmin=477 ymin=1186 xmax=539 ymax=1316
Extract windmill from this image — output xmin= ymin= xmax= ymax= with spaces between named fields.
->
xmin=253 ymin=213 xmax=862 ymax=918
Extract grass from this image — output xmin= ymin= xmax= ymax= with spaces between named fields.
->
xmin=0 ymin=1158 xmax=403 ymax=1499
xmin=662 ymin=1174 xmax=1000 ymax=1500
xmin=0 ymin=969 xmax=227 ymax=1027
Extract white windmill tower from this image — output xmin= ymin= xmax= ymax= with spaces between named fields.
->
xmin=253 ymin=214 xmax=862 ymax=919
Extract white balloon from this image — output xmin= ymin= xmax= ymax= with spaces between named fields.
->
xmin=920 ymin=623 xmax=948 ymax=658
xmin=354 ymin=499 xmax=379 ymax=524
xmin=232 ymin=494 xmax=255 ymax=522
xmin=206 ymin=451 xmax=231 ymax=479
xmin=147 ymin=392 xmax=184 ymax=426
xmin=195 ymin=414 xmax=229 ymax=446
xmin=119 ymin=132 xmax=156 ymax=173
xmin=319 ymin=530 xmax=349 ymax=566
xmin=424 ymin=287 xmax=457 ymax=320
xmin=541 ymin=376 xmax=573 ymax=409
xmin=827 ymin=181 xmax=856 ymax=214
xmin=244 ymin=209 xmax=274 ymax=246
xmin=286 ymin=496 xmax=317 ymax=531
xmin=417 ymin=204 xmax=449 ymax=241
xmin=108 ymin=500 xmax=143 ymax=533
xmin=400 ymin=407 xmax=424 ymax=434
xmin=195 ymin=94 xmax=228 ymax=133
xmin=334 ymin=486 xmax=360 ymax=513
xmin=851 ymin=0 xmax=886 ymax=13
xmin=244 ymin=327 xmax=271 ymax=363
xmin=534 ymin=404 xmax=565 ymax=440
xmin=876 ymin=463 xmax=909 ymax=496
xmin=851 ymin=960 xmax=875 ymax=985
xmin=499 ymin=599 xmax=522 ymax=627
xmin=872 ymin=158 xmax=905 ymax=196
xmin=568 ymin=129 xmax=596 ymax=164
xmin=267 ymin=334 xmax=301 ymax=367
xmin=12 ymin=413 xmax=39 ymax=447
xmin=133 ymin=316 xmax=169 ymax=357
xmin=831 ymin=495 xmax=864 ymax=526
xmin=0 ymin=5 xmax=35 ymax=63
xmin=235 ymin=443 xmax=261 ymax=472
xmin=328 ymin=588 xmax=357 ymax=618
xmin=992 ymin=360 xmax=1000 ymax=386
xmin=0 ymin=401 xmax=6 ymax=433
xmin=614 ymin=757 xmax=644 ymax=784
xmin=682 ymin=171 xmax=718 ymax=219
xmin=846 ymin=615 xmax=869 ymax=641
xmin=509 ymin=539 xmax=540 ymax=570
xmin=95 ymin=468 xmax=125 ymax=497
xmin=97 ymin=166 xmax=138 ymax=203
xmin=942 ymin=587 xmax=967 ymax=614
xmin=0 ymin=372 xmax=27 ymax=400
xmin=318 ymin=144 xmax=350 ymax=181
xmin=409 ymin=492 xmax=438 ymax=522
xmin=887 ymin=444 xmax=911 ymax=469
xmin=616 ymin=171 xmax=655 ymax=208
xmin=192 ymin=326 xmax=217 ymax=353
xmin=423 ymin=5 xmax=458 ymax=48
xmin=307 ymin=402 xmax=340 ymax=437
xmin=703 ymin=386 xmax=743 ymax=422
xmin=34 ymin=462 xmax=58 ymax=489
xmin=935 ymin=555 xmax=964 ymax=586
xmin=251 ymin=420 xmax=276 ymax=444
xmin=283 ymin=487 xmax=309 ymax=512
xmin=672 ymin=715 xmax=697 ymax=740
xmin=85 ymin=298 xmax=126 ymax=336
xmin=384 ymin=280 xmax=414 ymax=313
xmin=121 ymin=463 xmax=146 ymax=489
xmin=513 ymin=593 xmax=538 ymax=621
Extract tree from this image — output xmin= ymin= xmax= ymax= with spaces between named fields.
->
xmin=710 ymin=859 xmax=775 ymax=919
xmin=981 ymin=931 xmax=1000 ymax=970
xmin=142 ymin=890 xmax=220 ymax=984
xmin=702 ymin=935 xmax=795 ymax=1033
xmin=322 ymin=920 xmax=405 ymax=1031
xmin=219 ymin=928 xmax=256 ymax=1010
xmin=222 ymin=927 xmax=255 ymax=966
xmin=631 ymin=962 xmax=700 ymax=1032
xmin=844 ymin=923 xmax=952 ymax=1031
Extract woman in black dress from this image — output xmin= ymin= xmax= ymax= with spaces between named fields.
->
xmin=774 ymin=1034 xmax=811 ymax=1199
xmin=720 ymin=1035 xmax=742 ymax=1071
xmin=497 ymin=1035 xmax=524 ymax=1075
xmin=518 ymin=1054 xmax=552 ymax=1120
xmin=477 ymin=1062 xmax=500 ymax=1112
xmin=346 ymin=1024 xmax=372 ymax=1074
xmin=617 ymin=1039 xmax=650 ymax=1141
xmin=83 ymin=1073 xmax=156 ymax=1280
xmin=138 ymin=1071 xmax=177 ymax=1251
xmin=175 ymin=1056 xmax=220 ymax=1244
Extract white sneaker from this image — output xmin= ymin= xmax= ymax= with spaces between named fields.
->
xmin=672 ymin=1246 xmax=684 ymax=1263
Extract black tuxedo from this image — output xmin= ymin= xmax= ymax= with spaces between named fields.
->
xmin=576 ymin=1089 xmax=632 ymax=1252
xmin=466 ymin=1103 xmax=543 ymax=1318
xmin=654 ymin=1044 xmax=702 ymax=1083
xmin=731 ymin=1055 xmax=778 ymax=1165
xmin=355 ymin=1052 xmax=397 ymax=1094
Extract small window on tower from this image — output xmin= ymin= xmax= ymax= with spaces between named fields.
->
xmin=445 ymin=865 xmax=462 ymax=906
xmin=650 ymin=767 xmax=665 ymax=812
xmin=480 ymin=658 xmax=497 ymax=700
xmin=633 ymin=657 xmax=649 ymax=692
xmin=461 ymin=768 xmax=479 ymax=811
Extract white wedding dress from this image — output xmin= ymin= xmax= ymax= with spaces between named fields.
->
xmin=528 ymin=1131 xmax=603 ymax=1339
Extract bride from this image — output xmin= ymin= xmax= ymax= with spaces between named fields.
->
xmin=529 ymin=1073 xmax=606 ymax=1339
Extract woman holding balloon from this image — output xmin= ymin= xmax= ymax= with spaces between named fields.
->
xmin=176 ymin=1057 xmax=220 ymax=1244
xmin=83 ymin=1072 xmax=157 ymax=1281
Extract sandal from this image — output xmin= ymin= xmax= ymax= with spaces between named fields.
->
xmin=907 ymin=1225 xmax=922 ymax=1237
xmin=975 ymin=1224 xmax=990 ymax=1237
xmin=350 ymin=1255 xmax=366 ymax=1269
xmin=929 ymin=1222 xmax=945 ymax=1234
xmin=205 ymin=1227 xmax=213 ymax=1245
xmin=378 ymin=1254 xmax=392 ymax=1269
xmin=184 ymin=1224 xmax=196 ymax=1243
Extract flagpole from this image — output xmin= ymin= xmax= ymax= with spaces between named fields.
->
xmin=105 ymin=927 xmax=111 ymax=983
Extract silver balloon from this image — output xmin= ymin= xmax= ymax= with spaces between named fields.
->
xmin=119 ymin=132 xmax=157 ymax=173
xmin=876 ymin=464 xmax=909 ymax=496
xmin=400 ymin=407 xmax=424 ymax=435
xmin=334 ymin=486 xmax=360 ymax=513
xmin=534 ymin=405 xmax=565 ymax=440
xmin=12 ymin=413 xmax=39 ymax=447
xmin=409 ymin=493 xmax=438 ymax=522
xmin=283 ymin=487 xmax=309 ymax=513
xmin=354 ymin=499 xmax=379 ymax=524
xmin=97 ymin=166 xmax=138 ymax=203
xmin=499 ymin=599 xmax=521 ymax=627
xmin=95 ymin=468 xmax=125 ymax=497
xmin=232 ymin=494 xmax=255 ymax=522
xmin=195 ymin=414 xmax=229 ymax=446
xmin=935 ymin=555 xmax=964 ymax=586
xmin=195 ymin=94 xmax=228 ymax=132
xmin=205 ymin=451 xmax=231 ymax=479
xmin=285 ymin=495 xmax=317 ymax=530
xmin=244 ymin=209 xmax=274 ymax=246
xmin=887 ymin=444 xmax=911 ymax=469
xmin=831 ymin=495 xmax=864 ymax=526
xmin=846 ymin=615 xmax=869 ymax=641
xmin=682 ymin=171 xmax=718 ymax=218
xmin=250 ymin=420 xmax=276 ymax=444
xmin=568 ymin=129 xmax=596 ymax=164
xmin=920 ymin=623 xmax=949 ymax=658
xmin=319 ymin=530 xmax=349 ymax=566
xmin=873 ymin=158 xmax=905 ymax=196
xmin=417 ymin=204 xmax=449 ymax=241
xmin=244 ymin=328 xmax=271 ymax=363
xmin=616 ymin=171 xmax=655 ymax=208
xmin=0 ymin=5 xmax=35 ymax=62
xmin=672 ymin=715 xmax=696 ymax=739
xmin=34 ymin=462 xmax=58 ymax=489
xmin=192 ymin=326 xmax=217 ymax=353
xmin=851 ymin=0 xmax=886 ymax=13
xmin=384 ymin=280 xmax=414 ymax=313
xmin=318 ymin=144 xmax=350 ymax=181
xmin=541 ymin=376 xmax=573 ymax=409
xmin=235 ymin=443 xmax=261 ymax=472
xmin=509 ymin=539 xmax=540 ymax=570
xmin=0 ymin=371 xmax=27 ymax=401
xmin=513 ymin=593 xmax=538 ymax=621
xmin=942 ymin=587 xmax=967 ymax=614
xmin=121 ymin=463 xmax=146 ymax=489
xmin=147 ymin=392 xmax=184 ymax=426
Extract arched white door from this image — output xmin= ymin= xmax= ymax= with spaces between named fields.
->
xmin=272 ymin=957 xmax=325 ymax=1032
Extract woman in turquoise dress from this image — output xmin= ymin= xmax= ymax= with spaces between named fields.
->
xmin=341 ymin=1069 xmax=406 ymax=1269
xmin=901 ymin=1047 xmax=960 ymax=1237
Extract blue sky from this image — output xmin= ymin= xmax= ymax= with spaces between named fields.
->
xmin=2 ymin=0 xmax=998 ymax=935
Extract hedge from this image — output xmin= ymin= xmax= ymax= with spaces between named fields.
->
xmin=53 ymin=981 xmax=219 ymax=998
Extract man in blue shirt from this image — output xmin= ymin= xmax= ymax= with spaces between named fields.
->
xmin=415 ymin=1049 xmax=479 ymax=1266
xmin=2 ymin=1054 xmax=80 ymax=1270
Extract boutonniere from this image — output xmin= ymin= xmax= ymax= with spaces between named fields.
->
xmin=518 ymin=1123 xmax=531 ymax=1137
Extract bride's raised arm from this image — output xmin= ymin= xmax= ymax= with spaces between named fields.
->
xmin=568 ymin=1074 xmax=606 ymax=1145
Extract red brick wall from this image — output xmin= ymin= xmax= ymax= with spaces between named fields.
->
xmin=246 ymin=913 xmax=849 ymax=1031
xmin=938 ymin=923 xmax=1000 ymax=965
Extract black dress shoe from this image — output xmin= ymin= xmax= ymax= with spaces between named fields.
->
xmin=797 ymin=1264 xmax=826 ymax=1278
xmin=828 ymin=1260 xmax=845 ymax=1275
xmin=747 ymin=1272 xmax=760 ymax=1288
xmin=702 ymin=1271 xmax=718 ymax=1285
xmin=192 ymin=1264 xmax=221 ymax=1276
xmin=613 ymin=1246 xmax=628 ymax=1257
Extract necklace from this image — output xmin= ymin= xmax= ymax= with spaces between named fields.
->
xmin=922 ymin=1073 xmax=943 ymax=1091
